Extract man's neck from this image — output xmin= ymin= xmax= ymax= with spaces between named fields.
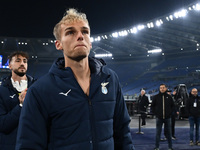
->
xmin=65 ymin=57 xmax=90 ymax=79
xmin=65 ymin=57 xmax=91 ymax=96
xmin=11 ymin=73 xmax=27 ymax=83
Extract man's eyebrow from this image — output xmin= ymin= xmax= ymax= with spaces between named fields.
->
xmin=82 ymin=26 xmax=90 ymax=30
xmin=64 ymin=27 xmax=74 ymax=31
xmin=64 ymin=26 xmax=90 ymax=31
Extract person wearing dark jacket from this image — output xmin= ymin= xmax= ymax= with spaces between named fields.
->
xmin=138 ymin=89 xmax=149 ymax=126
xmin=0 ymin=51 xmax=35 ymax=150
xmin=15 ymin=8 xmax=134 ymax=150
xmin=186 ymin=88 xmax=200 ymax=146
xmin=151 ymin=84 xmax=174 ymax=150
xmin=162 ymin=89 xmax=179 ymax=141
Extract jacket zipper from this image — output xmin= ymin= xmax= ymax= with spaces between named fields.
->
xmin=88 ymin=97 xmax=96 ymax=149
xmin=163 ymin=95 xmax=165 ymax=119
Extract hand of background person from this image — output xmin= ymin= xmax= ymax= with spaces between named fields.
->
xmin=19 ymin=88 xmax=28 ymax=104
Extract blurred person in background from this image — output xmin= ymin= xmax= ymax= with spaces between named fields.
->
xmin=138 ymin=89 xmax=149 ymax=126
xmin=151 ymin=84 xmax=174 ymax=150
xmin=186 ymin=88 xmax=200 ymax=146
xmin=0 ymin=51 xmax=35 ymax=150
xmin=162 ymin=89 xmax=179 ymax=141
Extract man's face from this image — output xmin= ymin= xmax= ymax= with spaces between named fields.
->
xmin=160 ymin=85 xmax=167 ymax=93
xmin=141 ymin=90 xmax=145 ymax=96
xmin=173 ymin=90 xmax=176 ymax=95
xmin=9 ymin=55 xmax=28 ymax=77
xmin=191 ymin=89 xmax=198 ymax=97
xmin=55 ymin=20 xmax=92 ymax=62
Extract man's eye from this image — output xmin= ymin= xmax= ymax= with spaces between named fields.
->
xmin=82 ymin=30 xmax=89 ymax=34
xmin=66 ymin=31 xmax=74 ymax=35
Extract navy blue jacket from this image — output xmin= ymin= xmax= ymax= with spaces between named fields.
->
xmin=0 ymin=75 xmax=35 ymax=150
xmin=16 ymin=57 xmax=134 ymax=150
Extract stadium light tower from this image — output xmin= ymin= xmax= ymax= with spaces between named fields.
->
xmin=148 ymin=49 xmax=162 ymax=54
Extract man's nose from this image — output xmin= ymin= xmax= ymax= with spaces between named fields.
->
xmin=77 ymin=31 xmax=84 ymax=41
xmin=20 ymin=61 xmax=25 ymax=65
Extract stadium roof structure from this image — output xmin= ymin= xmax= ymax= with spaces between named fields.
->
xmin=0 ymin=1 xmax=200 ymax=62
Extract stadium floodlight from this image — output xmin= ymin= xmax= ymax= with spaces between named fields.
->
xmin=90 ymin=37 xmax=94 ymax=42
xmin=118 ymin=30 xmax=128 ymax=36
xmin=197 ymin=43 xmax=199 ymax=46
xmin=156 ymin=20 xmax=161 ymax=26
xmin=137 ymin=25 xmax=145 ymax=30
xmin=112 ymin=32 xmax=119 ymax=38
xmin=94 ymin=36 xmax=101 ymax=42
xmin=196 ymin=3 xmax=200 ymax=11
xmin=1 ymin=41 xmax=4 ymax=44
xmin=147 ymin=23 xmax=151 ymax=28
xmin=174 ymin=9 xmax=187 ymax=18
xmin=101 ymin=35 xmax=108 ymax=39
xmin=147 ymin=22 xmax=154 ymax=28
xmin=130 ymin=27 xmax=137 ymax=34
xmin=148 ymin=49 xmax=162 ymax=54
xmin=94 ymin=53 xmax=113 ymax=58
xmin=169 ymin=15 xmax=173 ymax=20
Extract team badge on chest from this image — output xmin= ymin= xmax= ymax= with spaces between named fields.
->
xmin=101 ymin=82 xmax=109 ymax=94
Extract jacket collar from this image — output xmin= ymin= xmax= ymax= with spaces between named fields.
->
xmin=49 ymin=57 xmax=108 ymax=78
xmin=1 ymin=75 xmax=35 ymax=89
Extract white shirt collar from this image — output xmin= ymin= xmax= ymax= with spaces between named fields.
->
xmin=11 ymin=78 xmax=27 ymax=92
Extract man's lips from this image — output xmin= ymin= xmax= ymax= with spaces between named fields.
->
xmin=74 ymin=44 xmax=86 ymax=48
xmin=19 ymin=67 xmax=25 ymax=69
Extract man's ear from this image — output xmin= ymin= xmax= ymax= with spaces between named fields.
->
xmin=9 ymin=63 xmax=12 ymax=70
xmin=55 ymin=40 xmax=63 ymax=50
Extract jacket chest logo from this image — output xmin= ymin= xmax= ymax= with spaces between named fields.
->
xmin=59 ymin=89 xmax=71 ymax=96
xmin=9 ymin=94 xmax=16 ymax=98
xmin=101 ymin=82 xmax=109 ymax=94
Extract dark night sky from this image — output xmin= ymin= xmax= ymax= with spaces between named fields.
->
xmin=0 ymin=0 xmax=198 ymax=38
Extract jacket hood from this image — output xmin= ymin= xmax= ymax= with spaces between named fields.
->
xmin=49 ymin=57 xmax=106 ymax=78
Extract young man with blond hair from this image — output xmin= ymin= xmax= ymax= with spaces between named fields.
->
xmin=16 ymin=8 xmax=134 ymax=150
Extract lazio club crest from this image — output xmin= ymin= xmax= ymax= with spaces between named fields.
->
xmin=101 ymin=82 xmax=109 ymax=94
